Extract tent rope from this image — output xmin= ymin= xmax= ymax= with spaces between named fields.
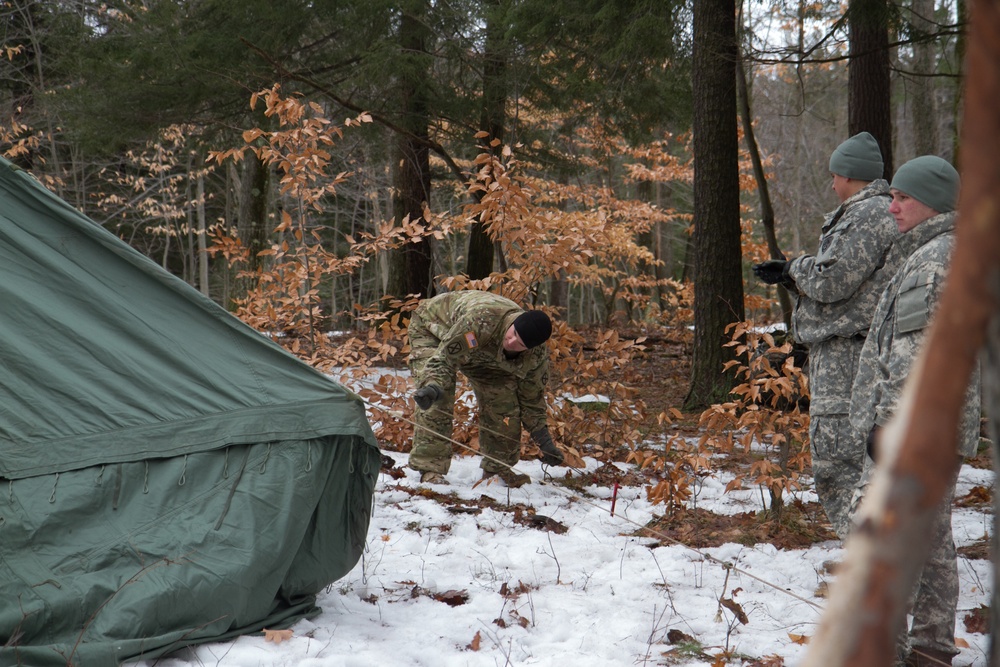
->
xmin=363 ymin=397 xmax=825 ymax=613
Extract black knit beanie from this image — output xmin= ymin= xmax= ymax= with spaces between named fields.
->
xmin=512 ymin=311 xmax=552 ymax=348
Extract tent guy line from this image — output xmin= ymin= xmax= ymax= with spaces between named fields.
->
xmin=364 ymin=396 xmax=825 ymax=612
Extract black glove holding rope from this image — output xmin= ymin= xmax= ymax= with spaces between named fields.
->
xmin=413 ymin=384 xmax=443 ymax=411
xmin=531 ymin=427 xmax=564 ymax=466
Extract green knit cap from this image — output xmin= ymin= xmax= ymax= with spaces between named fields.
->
xmin=828 ymin=132 xmax=884 ymax=181
xmin=890 ymin=156 xmax=960 ymax=213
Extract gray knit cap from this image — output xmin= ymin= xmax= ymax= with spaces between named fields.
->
xmin=890 ymin=155 xmax=960 ymax=213
xmin=828 ymin=132 xmax=884 ymax=181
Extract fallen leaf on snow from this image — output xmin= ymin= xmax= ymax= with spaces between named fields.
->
xmin=720 ymin=597 xmax=748 ymax=624
xmin=263 ymin=628 xmax=294 ymax=644
xmin=431 ymin=589 xmax=470 ymax=606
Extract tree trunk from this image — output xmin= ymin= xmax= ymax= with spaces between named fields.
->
xmin=237 ymin=150 xmax=270 ymax=297
xmin=952 ymin=0 xmax=968 ymax=161
xmin=388 ymin=0 xmax=434 ymax=299
xmin=801 ymin=2 xmax=1000 ymax=662
xmin=736 ymin=46 xmax=793 ymax=328
xmin=197 ymin=168 xmax=209 ymax=297
xmin=685 ymin=0 xmax=745 ymax=410
xmin=909 ymin=0 xmax=940 ymax=156
xmin=466 ymin=0 xmax=508 ymax=280
xmin=848 ymin=0 xmax=894 ymax=178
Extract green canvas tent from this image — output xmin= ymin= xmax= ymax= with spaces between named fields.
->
xmin=0 ymin=157 xmax=381 ymax=666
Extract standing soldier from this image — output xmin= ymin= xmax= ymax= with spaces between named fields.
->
xmin=407 ymin=290 xmax=563 ymax=487
xmin=850 ymin=156 xmax=980 ymax=667
xmin=753 ymin=132 xmax=899 ymax=537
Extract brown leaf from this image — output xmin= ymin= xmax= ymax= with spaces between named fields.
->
xmin=432 ymin=589 xmax=470 ymax=607
xmin=720 ymin=598 xmax=749 ymax=624
xmin=787 ymin=632 xmax=809 ymax=645
xmin=263 ymin=628 xmax=294 ymax=644
xmin=666 ymin=629 xmax=694 ymax=644
xmin=466 ymin=630 xmax=481 ymax=651
xmin=963 ymin=604 xmax=990 ymax=634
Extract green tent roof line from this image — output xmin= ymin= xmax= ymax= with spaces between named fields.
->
xmin=0 ymin=156 xmax=381 ymax=665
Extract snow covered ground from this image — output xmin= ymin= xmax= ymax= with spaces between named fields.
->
xmin=130 ymin=450 xmax=994 ymax=667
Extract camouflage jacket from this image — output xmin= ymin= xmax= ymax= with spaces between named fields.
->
xmin=409 ymin=291 xmax=549 ymax=432
xmin=787 ymin=180 xmax=898 ymax=344
xmin=849 ymin=212 xmax=981 ymax=457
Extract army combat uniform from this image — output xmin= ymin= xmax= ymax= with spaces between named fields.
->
xmin=786 ymin=179 xmax=898 ymax=537
xmin=407 ymin=291 xmax=549 ymax=476
xmin=849 ymin=211 xmax=981 ymax=662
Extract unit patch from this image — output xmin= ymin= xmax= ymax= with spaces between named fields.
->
xmin=446 ymin=342 xmax=463 ymax=355
xmin=464 ymin=331 xmax=479 ymax=349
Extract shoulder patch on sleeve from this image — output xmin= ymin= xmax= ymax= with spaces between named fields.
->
xmin=896 ymin=271 xmax=936 ymax=334
xmin=464 ymin=331 xmax=479 ymax=349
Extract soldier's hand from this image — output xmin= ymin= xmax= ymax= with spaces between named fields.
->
xmin=866 ymin=426 xmax=880 ymax=462
xmin=752 ymin=259 xmax=788 ymax=285
xmin=531 ymin=427 xmax=564 ymax=466
xmin=413 ymin=384 xmax=443 ymax=411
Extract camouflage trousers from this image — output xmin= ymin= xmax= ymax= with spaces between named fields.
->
xmin=407 ymin=353 xmax=523 ymax=476
xmin=810 ymin=414 xmax=864 ymax=539
xmin=850 ymin=456 xmax=961 ymax=659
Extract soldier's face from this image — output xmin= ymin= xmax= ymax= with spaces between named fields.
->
xmin=831 ymin=173 xmax=852 ymax=202
xmin=889 ymin=189 xmax=938 ymax=233
xmin=831 ymin=173 xmax=866 ymax=203
xmin=502 ymin=325 xmax=527 ymax=353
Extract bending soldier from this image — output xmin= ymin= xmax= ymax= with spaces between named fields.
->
xmin=407 ymin=290 xmax=563 ymax=487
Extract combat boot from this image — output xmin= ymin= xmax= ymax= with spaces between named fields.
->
xmin=419 ymin=471 xmax=449 ymax=485
xmin=482 ymin=468 xmax=530 ymax=488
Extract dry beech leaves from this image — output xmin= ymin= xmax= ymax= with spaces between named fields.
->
xmin=263 ymin=628 xmax=294 ymax=644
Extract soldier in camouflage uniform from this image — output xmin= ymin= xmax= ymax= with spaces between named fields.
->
xmin=406 ymin=290 xmax=563 ymax=487
xmin=849 ymin=156 xmax=980 ymax=667
xmin=753 ymin=132 xmax=899 ymax=538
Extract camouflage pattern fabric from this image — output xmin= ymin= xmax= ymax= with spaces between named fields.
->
xmin=850 ymin=211 xmax=981 ymax=457
xmin=809 ymin=412 xmax=861 ymax=538
xmin=788 ymin=180 xmax=898 ymax=345
xmin=849 ymin=211 xmax=981 ymax=659
xmin=784 ymin=180 xmax=898 ymax=536
xmin=406 ymin=291 xmax=549 ymax=475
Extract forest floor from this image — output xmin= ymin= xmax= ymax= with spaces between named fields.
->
xmin=623 ymin=330 xmax=994 ymax=555
xmin=381 ymin=327 xmax=994 ymax=555
xmin=144 ymin=331 xmax=994 ymax=667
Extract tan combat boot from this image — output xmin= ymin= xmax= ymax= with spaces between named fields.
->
xmin=482 ymin=468 xmax=530 ymax=488
xmin=419 ymin=471 xmax=448 ymax=485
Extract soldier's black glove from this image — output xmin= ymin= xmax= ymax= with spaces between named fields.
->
xmin=413 ymin=384 xmax=443 ymax=411
xmin=866 ymin=426 xmax=880 ymax=462
xmin=753 ymin=259 xmax=788 ymax=285
xmin=752 ymin=259 xmax=797 ymax=290
xmin=531 ymin=427 xmax=564 ymax=466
